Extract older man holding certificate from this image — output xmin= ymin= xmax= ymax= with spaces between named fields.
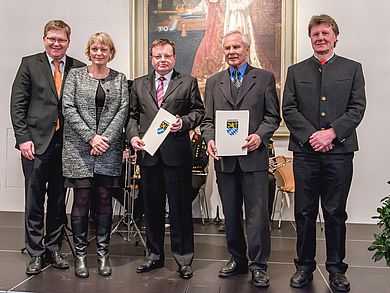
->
xmin=201 ymin=30 xmax=280 ymax=288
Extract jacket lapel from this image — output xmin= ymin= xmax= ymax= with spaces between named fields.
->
xmin=38 ymin=52 xmax=57 ymax=99
xmin=163 ymin=70 xmax=182 ymax=102
xmin=63 ymin=56 xmax=74 ymax=81
xmin=236 ymin=65 xmax=256 ymax=106
xmin=144 ymin=74 xmax=158 ymax=107
xmin=219 ymin=70 xmax=236 ymax=107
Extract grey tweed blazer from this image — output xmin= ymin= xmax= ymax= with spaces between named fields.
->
xmin=62 ymin=66 xmax=129 ymax=178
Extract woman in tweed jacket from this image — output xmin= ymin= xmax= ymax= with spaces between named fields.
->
xmin=62 ymin=32 xmax=128 ymax=278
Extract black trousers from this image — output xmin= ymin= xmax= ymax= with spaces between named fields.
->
xmin=293 ymin=152 xmax=354 ymax=274
xmin=140 ymin=160 xmax=194 ymax=267
xmin=21 ymin=132 xmax=66 ymax=257
xmin=216 ymin=164 xmax=270 ymax=271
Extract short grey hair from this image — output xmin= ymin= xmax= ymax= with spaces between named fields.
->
xmin=222 ymin=30 xmax=250 ymax=48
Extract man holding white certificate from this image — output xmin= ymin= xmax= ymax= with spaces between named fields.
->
xmin=201 ymin=31 xmax=280 ymax=288
xmin=126 ymin=39 xmax=204 ymax=279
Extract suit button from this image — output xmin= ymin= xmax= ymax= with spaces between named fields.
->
xmin=320 ymin=112 xmax=326 ymax=117
xmin=321 ymin=96 xmax=327 ymax=101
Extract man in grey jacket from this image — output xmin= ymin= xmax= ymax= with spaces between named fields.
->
xmin=283 ymin=14 xmax=366 ymax=292
xmin=201 ymin=31 xmax=280 ymax=288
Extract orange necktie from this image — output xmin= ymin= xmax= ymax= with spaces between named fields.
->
xmin=52 ymin=60 xmax=62 ymax=131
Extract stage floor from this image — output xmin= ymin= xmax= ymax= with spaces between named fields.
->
xmin=0 ymin=212 xmax=389 ymax=293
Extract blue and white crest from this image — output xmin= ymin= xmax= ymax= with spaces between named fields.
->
xmin=157 ymin=120 xmax=170 ymax=135
xmin=226 ymin=120 xmax=239 ymax=136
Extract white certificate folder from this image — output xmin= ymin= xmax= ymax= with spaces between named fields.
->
xmin=215 ymin=110 xmax=249 ymax=156
xmin=141 ymin=108 xmax=177 ymax=156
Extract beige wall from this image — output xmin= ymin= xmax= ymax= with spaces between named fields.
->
xmin=1 ymin=0 xmax=389 ymax=224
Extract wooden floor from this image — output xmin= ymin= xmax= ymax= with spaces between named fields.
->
xmin=0 ymin=212 xmax=389 ymax=293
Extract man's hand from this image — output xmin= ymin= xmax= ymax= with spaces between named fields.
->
xmin=242 ymin=134 xmax=262 ymax=152
xmin=309 ymin=128 xmax=336 ymax=152
xmin=89 ymin=135 xmax=109 ymax=156
xmin=131 ymin=136 xmax=145 ymax=151
xmin=170 ymin=115 xmax=183 ymax=133
xmin=19 ymin=141 xmax=35 ymax=160
xmin=207 ymin=140 xmax=219 ymax=160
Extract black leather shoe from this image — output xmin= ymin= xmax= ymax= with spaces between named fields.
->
xmin=290 ymin=270 xmax=313 ymax=288
xmin=136 ymin=260 xmax=164 ymax=273
xmin=218 ymin=260 xmax=248 ymax=278
xmin=329 ymin=273 xmax=350 ymax=292
xmin=179 ymin=265 xmax=193 ymax=279
xmin=46 ymin=251 xmax=69 ymax=269
xmin=26 ymin=256 xmax=42 ymax=275
xmin=252 ymin=269 xmax=270 ymax=288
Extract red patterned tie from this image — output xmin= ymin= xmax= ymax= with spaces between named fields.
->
xmin=156 ymin=76 xmax=165 ymax=107
xmin=320 ymin=60 xmax=327 ymax=65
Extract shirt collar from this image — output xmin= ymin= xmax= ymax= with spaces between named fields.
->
xmin=46 ymin=54 xmax=66 ymax=65
xmin=313 ymin=52 xmax=335 ymax=64
xmin=155 ymin=70 xmax=173 ymax=82
xmin=229 ymin=63 xmax=247 ymax=78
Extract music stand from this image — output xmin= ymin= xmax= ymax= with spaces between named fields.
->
xmin=111 ymin=155 xmax=146 ymax=249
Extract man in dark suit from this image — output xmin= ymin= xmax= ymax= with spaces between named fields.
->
xmin=126 ymin=39 xmax=204 ymax=279
xmin=10 ymin=20 xmax=85 ymax=275
xmin=201 ymin=30 xmax=281 ymax=288
xmin=283 ymin=15 xmax=366 ymax=292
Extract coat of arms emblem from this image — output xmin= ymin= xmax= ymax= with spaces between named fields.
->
xmin=157 ymin=120 xmax=170 ymax=135
xmin=226 ymin=120 xmax=239 ymax=136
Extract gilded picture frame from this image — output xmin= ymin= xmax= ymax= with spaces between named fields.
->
xmin=131 ymin=0 xmax=296 ymax=136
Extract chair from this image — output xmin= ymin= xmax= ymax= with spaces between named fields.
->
xmin=270 ymin=156 xmax=324 ymax=230
xmin=271 ymin=156 xmax=294 ymax=229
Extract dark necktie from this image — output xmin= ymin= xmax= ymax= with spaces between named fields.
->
xmin=156 ymin=76 xmax=165 ymax=107
xmin=52 ymin=60 xmax=62 ymax=131
xmin=233 ymin=70 xmax=242 ymax=89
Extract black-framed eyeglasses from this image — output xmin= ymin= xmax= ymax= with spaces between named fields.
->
xmin=152 ymin=54 xmax=174 ymax=60
xmin=46 ymin=37 xmax=68 ymax=44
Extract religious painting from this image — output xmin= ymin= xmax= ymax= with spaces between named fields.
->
xmin=142 ymin=0 xmax=296 ymax=135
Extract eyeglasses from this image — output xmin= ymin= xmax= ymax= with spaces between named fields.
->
xmin=46 ymin=37 xmax=68 ymax=44
xmin=152 ymin=54 xmax=174 ymax=60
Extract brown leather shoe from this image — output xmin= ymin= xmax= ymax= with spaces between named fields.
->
xmin=218 ymin=260 xmax=248 ymax=278
xmin=26 ymin=256 xmax=42 ymax=275
xmin=136 ymin=260 xmax=164 ymax=273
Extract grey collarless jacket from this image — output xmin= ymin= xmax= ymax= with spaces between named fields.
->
xmin=62 ymin=66 xmax=129 ymax=178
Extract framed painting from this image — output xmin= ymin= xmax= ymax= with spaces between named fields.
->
xmin=132 ymin=0 xmax=296 ymax=136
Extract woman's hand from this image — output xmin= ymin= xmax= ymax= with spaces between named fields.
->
xmin=89 ymin=135 xmax=109 ymax=156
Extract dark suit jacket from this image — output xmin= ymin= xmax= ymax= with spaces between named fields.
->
xmin=126 ymin=70 xmax=205 ymax=167
xmin=10 ymin=52 xmax=85 ymax=155
xmin=201 ymin=64 xmax=281 ymax=173
xmin=282 ymin=55 xmax=366 ymax=153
